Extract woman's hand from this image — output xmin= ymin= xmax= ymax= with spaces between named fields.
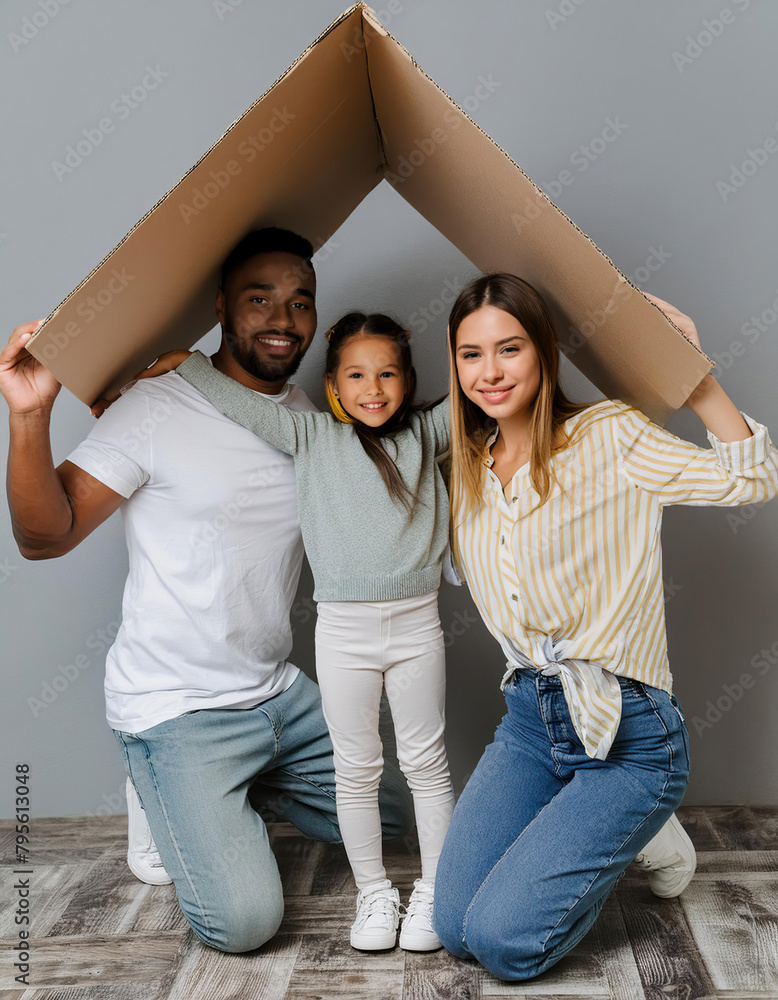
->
xmin=643 ymin=294 xmax=701 ymax=350
xmin=644 ymin=294 xmax=753 ymax=441
xmin=91 ymin=350 xmax=192 ymax=417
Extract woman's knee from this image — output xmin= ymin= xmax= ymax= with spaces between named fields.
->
xmin=464 ymin=919 xmax=551 ymax=982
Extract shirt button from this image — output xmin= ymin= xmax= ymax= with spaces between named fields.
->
xmin=511 ymin=593 xmax=519 ymax=601
xmin=501 ymin=535 xmax=505 ymax=545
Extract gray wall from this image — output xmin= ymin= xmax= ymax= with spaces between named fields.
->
xmin=1 ymin=0 xmax=776 ymax=818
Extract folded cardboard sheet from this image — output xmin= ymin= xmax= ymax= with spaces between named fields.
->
xmin=28 ymin=2 xmax=712 ymax=419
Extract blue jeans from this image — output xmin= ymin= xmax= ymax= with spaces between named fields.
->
xmin=433 ymin=668 xmax=690 ymax=981
xmin=114 ymin=671 xmax=413 ymax=953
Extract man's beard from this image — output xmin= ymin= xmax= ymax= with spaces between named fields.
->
xmin=224 ymin=316 xmax=304 ymax=382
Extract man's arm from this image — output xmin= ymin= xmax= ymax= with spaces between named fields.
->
xmin=2 ymin=324 xmax=123 ymax=559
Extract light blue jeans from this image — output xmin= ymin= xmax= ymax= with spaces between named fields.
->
xmin=114 ymin=670 xmax=413 ymax=953
xmin=433 ymin=668 xmax=690 ymax=981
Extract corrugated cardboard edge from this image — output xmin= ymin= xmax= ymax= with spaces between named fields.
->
xmin=28 ymin=3 xmax=365 ymax=346
xmin=361 ymin=5 xmax=714 ymax=395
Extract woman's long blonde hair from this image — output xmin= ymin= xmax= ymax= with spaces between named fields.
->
xmin=448 ymin=273 xmax=589 ymax=525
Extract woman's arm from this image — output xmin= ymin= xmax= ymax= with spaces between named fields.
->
xmin=615 ymin=295 xmax=778 ymax=507
xmin=646 ymin=294 xmax=751 ymax=442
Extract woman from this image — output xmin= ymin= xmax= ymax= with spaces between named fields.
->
xmin=433 ymin=273 xmax=778 ymax=980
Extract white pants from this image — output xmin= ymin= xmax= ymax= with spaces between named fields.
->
xmin=316 ymin=591 xmax=455 ymax=889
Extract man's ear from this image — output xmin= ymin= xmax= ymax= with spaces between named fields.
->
xmin=215 ymin=287 xmax=226 ymax=328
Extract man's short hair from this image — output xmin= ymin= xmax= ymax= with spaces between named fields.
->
xmin=220 ymin=228 xmax=315 ymax=288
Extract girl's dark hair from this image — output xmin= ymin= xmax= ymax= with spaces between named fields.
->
xmin=325 ymin=312 xmax=421 ymax=514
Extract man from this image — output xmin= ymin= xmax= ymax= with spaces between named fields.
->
xmin=1 ymin=228 xmax=412 ymax=952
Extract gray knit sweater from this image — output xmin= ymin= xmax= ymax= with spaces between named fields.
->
xmin=177 ymin=351 xmax=450 ymax=602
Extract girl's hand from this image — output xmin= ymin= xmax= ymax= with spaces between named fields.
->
xmin=643 ymin=294 xmax=701 ymax=350
xmin=91 ymin=350 xmax=192 ymax=417
xmin=0 ymin=322 xmax=62 ymax=416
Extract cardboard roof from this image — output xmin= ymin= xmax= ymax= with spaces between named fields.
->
xmin=28 ymin=2 xmax=713 ymax=420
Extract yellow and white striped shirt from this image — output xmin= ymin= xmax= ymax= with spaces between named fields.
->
xmin=453 ymin=400 xmax=778 ymax=760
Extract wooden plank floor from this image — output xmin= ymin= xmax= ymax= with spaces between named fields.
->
xmin=1 ymin=807 xmax=776 ymax=999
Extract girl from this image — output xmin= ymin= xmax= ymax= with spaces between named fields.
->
xmin=433 ymin=273 xmax=778 ymax=980
xmin=152 ymin=312 xmax=456 ymax=952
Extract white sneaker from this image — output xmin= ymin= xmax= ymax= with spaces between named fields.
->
xmin=350 ymin=880 xmax=400 ymax=951
xmin=633 ymin=812 xmax=696 ymax=898
xmin=126 ymin=778 xmax=172 ymax=885
xmin=399 ymin=878 xmax=441 ymax=952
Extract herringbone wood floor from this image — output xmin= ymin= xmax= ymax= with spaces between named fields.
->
xmin=1 ymin=807 xmax=777 ymax=999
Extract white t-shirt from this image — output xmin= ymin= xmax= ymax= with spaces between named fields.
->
xmin=67 ymin=371 xmax=317 ymax=734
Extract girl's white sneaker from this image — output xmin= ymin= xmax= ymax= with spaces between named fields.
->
xmin=350 ymin=881 xmax=400 ymax=950
xmin=399 ymin=879 xmax=441 ymax=952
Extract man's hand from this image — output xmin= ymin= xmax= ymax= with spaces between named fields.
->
xmin=0 ymin=323 xmax=62 ymax=415
xmin=91 ymin=350 xmax=192 ymax=417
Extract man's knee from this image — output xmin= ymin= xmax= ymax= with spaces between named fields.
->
xmin=184 ymin=892 xmax=284 ymax=954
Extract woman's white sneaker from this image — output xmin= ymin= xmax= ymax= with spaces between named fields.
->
xmin=399 ymin=879 xmax=441 ymax=952
xmin=350 ymin=881 xmax=400 ymax=950
xmin=633 ymin=812 xmax=696 ymax=898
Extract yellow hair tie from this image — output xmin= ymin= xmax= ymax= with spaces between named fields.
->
xmin=326 ymin=328 xmax=335 ymax=341
xmin=325 ymin=380 xmax=355 ymax=424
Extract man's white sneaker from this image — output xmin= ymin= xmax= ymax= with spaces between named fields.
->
xmin=350 ymin=881 xmax=400 ymax=951
xmin=633 ymin=812 xmax=696 ymax=898
xmin=399 ymin=879 xmax=441 ymax=952
xmin=126 ymin=778 xmax=172 ymax=886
